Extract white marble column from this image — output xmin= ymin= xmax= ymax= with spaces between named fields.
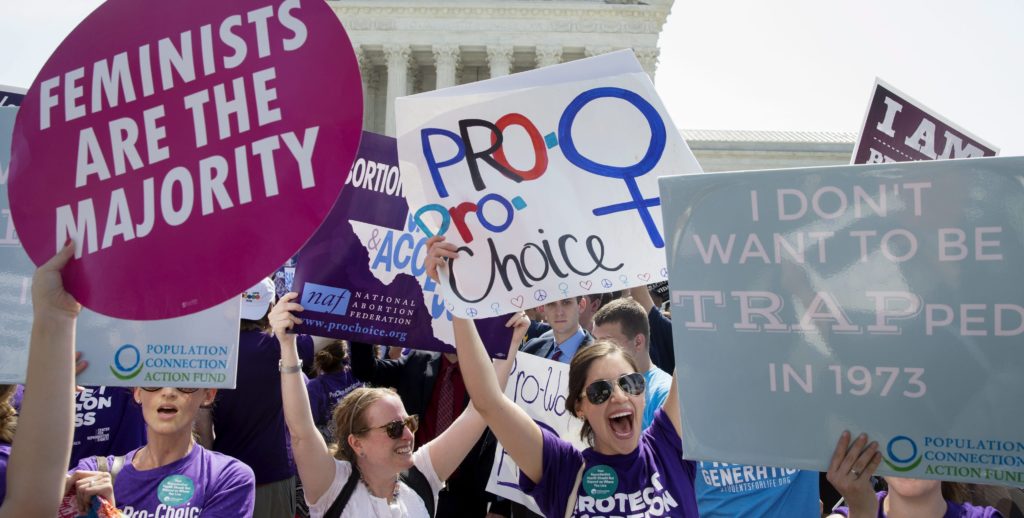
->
xmin=355 ymin=46 xmax=375 ymax=131
xmin=634 ymin=47 xmax=660 ymax=81
xmin=433 ymin=44 xmax=461 ymax=89
xmin=364 ymin=69 xmax=380 ymax=133
xmin=486 ymin=45 xmax=514 ymax=77
xmin=383 ymin=44 xmax=410 ymax=136
xmin=535 ymin=44 xmax=562 ymax=69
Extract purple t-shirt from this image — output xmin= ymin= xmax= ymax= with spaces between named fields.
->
xmin=834 ymin=490 xmax=1002 ymax=518
xmin=211 ymin=331 xmax=313 ymax=484
xmin=74 ymin=444 xmax=255 ymax=517
xmin=71 ymin=386 xmax=147 ymax=469
xmin=0 ymin=442 xmax=10 ymax=507
xmin=520 ymin=409 xmax=699 ymax=518
xmin=306 ymin=368 xmax=363 ymax=443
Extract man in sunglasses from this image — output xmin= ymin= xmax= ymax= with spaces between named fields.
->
xmin=592 ymin=298 xmax=671 ymax=430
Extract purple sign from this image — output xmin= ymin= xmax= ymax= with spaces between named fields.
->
xmin=852 ymin=79 xmax=998 ymax=165
xmin=293 ymin=132 xmax=513 ymax=357
xmin=9 ymin=0 xmax=363 ymax=320
xmin=0 ymin=86 xmax=25 ymax=107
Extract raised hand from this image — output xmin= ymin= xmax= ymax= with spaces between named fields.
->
xmin=424 ymin=235 xmax=459 ymax=283
xmin=269 ymin=292 xmax=304 ymax=345
xmin=826 ymin=431 xmax=881 ymax=518
xmin=32 ymin=243 xmax=81 ymax=319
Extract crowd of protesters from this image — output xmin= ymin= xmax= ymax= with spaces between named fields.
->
xmin=1 ymin=243 xmax=1021 ymax=518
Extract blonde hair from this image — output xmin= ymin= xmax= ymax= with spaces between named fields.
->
xmin=0 ymin=385 xmax=17 ymax=443
xmin=328 ymin=387 xmax=398 ymax=461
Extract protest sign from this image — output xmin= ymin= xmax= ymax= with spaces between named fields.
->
xmin=292 ymin=131 xmax=513 ymax=356
xmin=852 ymin=79 xmax=998 ymax=164
xmin=8 ymin=0 xmax=363 ymax=320
xmin=396 ymin=50 xmax=701 ymax=318
xmin=660 ymin=157 xmax=1024 ymax=486
xmin=0 ymin=106 xmax=241 ymax=387
xmin=0 ymin=85 xmax=25 ymax=107
xmin=486 ymin=352 xmax=585 ymax=513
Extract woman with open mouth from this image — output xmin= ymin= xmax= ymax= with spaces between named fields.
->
xmin=270 ymin=291 xmax=526 ymax=518
xmin=427 ymin=235 xmax=699 ymax=518
xmin=66 ymin=379 xmax=257 ymax=514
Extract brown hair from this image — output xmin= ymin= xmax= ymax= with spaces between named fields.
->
xmin=593 ymin=298 xmax=650 ymax=343
xmin=314 ymin=340 xmax=349 ymax=375
xmin=942 ymin=482 xmax=970 ymax=504
xmin=240 ymin=314 xmax=270 ymax=333
xmin=0 ymin=385 xmax=17 ymax=443
xmin=563 ymin=340 xmax=639 ymax=446
xmin=328 ymin=386 xmax=399 ymax=461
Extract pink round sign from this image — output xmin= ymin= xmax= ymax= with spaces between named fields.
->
xmin=10 ymin=0 xmax=362 ymax=319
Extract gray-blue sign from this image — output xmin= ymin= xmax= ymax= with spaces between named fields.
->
xmin=659 ymin=157 xmax=1024 ymax=487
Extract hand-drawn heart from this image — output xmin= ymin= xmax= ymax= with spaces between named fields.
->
xmin=579 ymin=280 xmax=593 ymax=291
xmin=510 ymin=295 xmax=524 ymax=308
xmin=638 ymin=273 xmax=651 ymax=282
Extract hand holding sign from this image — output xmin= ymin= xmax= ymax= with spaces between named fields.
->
xmin=9 ymin=0 xmax=363 ymax=320
xmin=424 ymin=234 xmax=459 ymax=283
xmin=32 ymin=242 xmax=82 ymax=320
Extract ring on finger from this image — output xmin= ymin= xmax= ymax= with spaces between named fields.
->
xmin=849 ymin=468 xmax=861 ymax=477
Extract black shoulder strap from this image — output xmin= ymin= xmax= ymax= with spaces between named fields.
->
xmin=324 ymin=464 xmax=361 ymax=518
xmin=401 ymin=466 xmax=435 ymax=518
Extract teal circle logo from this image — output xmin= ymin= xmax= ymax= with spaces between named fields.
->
xmin=582 ymin=465 xmax=618 ymax=499
xmin=157 ymin=475 xmax=195 ymax=506
xmin=110 ymin=344 xmax=143 ymax=380
xmin=884 ymin=435 xmax=922 ymax=472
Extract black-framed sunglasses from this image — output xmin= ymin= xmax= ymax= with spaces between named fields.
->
xmin=583 ymin=373 xmax=646 ymax=405
xmin=357 ymin=415 xmax=419 ymax=439
xmin=140 ymin=387 xmax=202 ymax=394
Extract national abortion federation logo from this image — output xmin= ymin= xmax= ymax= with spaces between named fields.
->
xmin=884 ymin=435 xmax=922 ymax=472
xmin=110 ymin=344 xmax=143 ymax=380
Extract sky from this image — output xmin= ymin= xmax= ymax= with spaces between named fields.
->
xmin=2 ymin=0 xmax=1021 ymax=154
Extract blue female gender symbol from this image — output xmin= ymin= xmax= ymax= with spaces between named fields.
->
xmin=558 ymin=87 xmax=667 ymax=249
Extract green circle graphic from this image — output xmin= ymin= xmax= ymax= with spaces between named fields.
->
xmin=582 ymin=465 xmax=619 ymax=499
xmin=158 ymin=475 xmax=195 ymax=506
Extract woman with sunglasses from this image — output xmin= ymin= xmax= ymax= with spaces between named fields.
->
xmin=427 ymin=235 xmax=699 ymax=518
xmin=270 ymin=292 xmax=526 ymax=518
xmin=67 ymin=384 xmax=256 ymax=516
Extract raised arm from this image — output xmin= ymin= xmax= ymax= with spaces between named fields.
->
xmin=424 ymin=235 xmax=545 ymax=483
xmin=269 ymin=293 xmax=336 ymax=504
xmin=428 ymin=312 xmax=528 ymax=481
xmin=629 ymin=285 xmax=656 ymax=312
xmin=0 ymin=244 xmax=80 ymax=518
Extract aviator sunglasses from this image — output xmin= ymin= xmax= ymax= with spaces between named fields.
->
xmin=357 ymin=414 xmax=419 ymax=439
xmin=583 ymin=372 xmax=646 ymax=405
xmin=140 ymin=387 xmax=201 ymax=394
